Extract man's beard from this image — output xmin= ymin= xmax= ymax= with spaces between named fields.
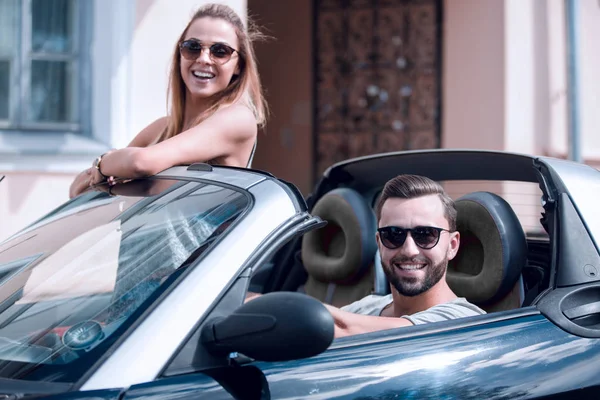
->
xmin=382 ymin=256 xmax=448 ymax=297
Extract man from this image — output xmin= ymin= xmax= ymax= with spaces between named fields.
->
xmin=325 ymin=174 xmax=485 ymax=338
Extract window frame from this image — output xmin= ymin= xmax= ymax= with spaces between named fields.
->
xmin=0 ymin=0 xmax=92 ymax=136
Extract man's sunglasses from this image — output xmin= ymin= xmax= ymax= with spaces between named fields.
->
xmin=179 ymin=39 xmax=238 ymax=64
xmin=377 ymin=226 xmax=452 ymax=250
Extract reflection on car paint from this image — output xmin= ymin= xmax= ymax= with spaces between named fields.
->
xmin=260 ymin=314 xmax=600 ymax=399
xmin=124 ymin=314 xmax=600 ymax=399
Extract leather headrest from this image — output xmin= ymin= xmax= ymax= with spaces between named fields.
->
xmin=302 ymin=188 xmax=377 ymax=283
xmin=447 ymin=191 xmax=527 ymax=304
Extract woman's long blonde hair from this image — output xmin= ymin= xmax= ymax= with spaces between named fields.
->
xmin=156 ymin=4 xmax=268 ymax=143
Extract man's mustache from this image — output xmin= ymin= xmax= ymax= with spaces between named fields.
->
xmin=389 ymin=256 xmax=430 ymax=265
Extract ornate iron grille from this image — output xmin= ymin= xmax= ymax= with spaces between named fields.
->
xmin=314 ymin=0 xmax=442 ymax=177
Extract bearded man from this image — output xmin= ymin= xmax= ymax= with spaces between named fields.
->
xmin=328 ymin=174 xmax=486 ymax=338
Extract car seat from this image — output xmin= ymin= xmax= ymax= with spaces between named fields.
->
xmin=447 ymin=191 xmax=528 ymax=312
xmin=300 ymin=188 xmax=379 ymax=308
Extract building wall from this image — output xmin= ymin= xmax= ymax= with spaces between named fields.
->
xmin=2 ymin=0 xmax=598 ymax=242
xmin=577 ymin=0 xmax=600 ymax=162
xmin=248 ymin=0 xmax=314 ymax=195
xmin=442 ymin=0 xmax=506 ymax=150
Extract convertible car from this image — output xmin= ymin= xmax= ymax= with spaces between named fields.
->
xmin=0 ymin=149 xmax=599 ymax=399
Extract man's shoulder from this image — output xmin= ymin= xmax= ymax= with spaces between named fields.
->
xmin=341 ymin=294 xmax=393 ymax=316
xmin=404 ymin=297 xmax=486 ymax=325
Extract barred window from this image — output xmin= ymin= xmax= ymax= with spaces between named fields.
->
xmin=0 ymin=0 xmax=91 ymax=133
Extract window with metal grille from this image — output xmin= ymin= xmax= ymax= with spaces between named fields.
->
xmin=0 ymin=0 xmax=91 ymax=134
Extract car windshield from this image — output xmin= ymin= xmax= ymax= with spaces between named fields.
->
xmin=0 ymin=178 xmax=250 ymax=383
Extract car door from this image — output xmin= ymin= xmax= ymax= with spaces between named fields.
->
xmin=253 ymin=309 xmax=600 ymax=399
xmin=119 ymin=307 xmax=600 ymax=400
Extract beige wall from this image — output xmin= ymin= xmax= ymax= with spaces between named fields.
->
xmin=443 ymin=0 xmax=506 ymax=150
xmin=248 ymin=0 xmax=313 ymax=195
xmin=443 ymin=0 xmax=574 ymax=159
xmin=577 ymin=0 xmax=600 ymax=160
xmin=546 ymin=0 xmax=569 ymax=158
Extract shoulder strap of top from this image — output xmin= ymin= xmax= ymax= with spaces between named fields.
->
xmin=246 ymin=141 xmax=257 ymax=168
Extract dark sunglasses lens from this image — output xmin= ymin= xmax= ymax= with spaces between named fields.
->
xmin=180 ymin=40 xmax=202 ymax=60
xmin=210 ymin=44 xmax=234 ymax=60
xmin=411 ymin=227 xmax=440 ymax=249
xmin=380 ymin=228 xmax=407 ymax=249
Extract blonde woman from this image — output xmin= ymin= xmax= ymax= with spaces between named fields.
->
xmin=70 ymin=4 xmax=267 ymax=198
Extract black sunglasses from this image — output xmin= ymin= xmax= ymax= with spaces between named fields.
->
xmin=377 ymin=226 xmax=452 ymax=250
xmin=179 ymin=39 xmax=238 ymax=64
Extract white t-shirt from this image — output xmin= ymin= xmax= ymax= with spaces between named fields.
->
xmin=341 ymin=294 xmax=486 ymax=325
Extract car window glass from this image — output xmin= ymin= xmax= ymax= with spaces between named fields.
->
xmin=0 ymin=255 xmax=42 ymax=285
xmin=441 ymin=180 xmax=547 ymax=239
xmin=7 ymin=192 xmax=118 ymax=242
xmin=0 ymin=179 xmax=251 ymax=383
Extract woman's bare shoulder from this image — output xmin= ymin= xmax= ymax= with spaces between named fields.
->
xmin=129 ymin=117 xmax=169 ymax=147
xmin=204 ymin=104 xmax=257 ymax=139
xmin=214 ymin=104 xmax=256 ymax=124
xmin=149 ymin=116 xmax=169 ymax=128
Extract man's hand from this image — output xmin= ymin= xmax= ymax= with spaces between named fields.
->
xmin=244 ymin=291 xmax=262 ymax=303
xmin=242 ymin=292 xmax=412 ymax=338
xmin=324 ymin=304 xmax=413 ymax=338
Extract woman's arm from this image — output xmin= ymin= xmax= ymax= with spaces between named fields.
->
xmin=97 ymin=105 xmax=257 ymax=179
xmin=70 ymin=117 xmax=168 ymax=198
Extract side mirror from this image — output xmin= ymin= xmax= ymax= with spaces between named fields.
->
xmin=201 ymin=292 xmax=334 ymax=362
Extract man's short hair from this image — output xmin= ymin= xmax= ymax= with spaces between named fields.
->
xmin=375 ymin=174 xmax=457 ymax=231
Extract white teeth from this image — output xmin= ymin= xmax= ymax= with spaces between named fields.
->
xmin=395 ymin=264 xmax=425 ymax=270
xmin=193 ymin=71 xmax=215 ymax=79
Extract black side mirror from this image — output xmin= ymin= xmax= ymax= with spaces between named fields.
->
xmin=201 ymin=292 xmax=334 ymax=362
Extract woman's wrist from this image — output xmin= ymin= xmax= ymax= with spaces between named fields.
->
xmin=92 ymin=154 xmax=108 ymax=180
xmin=91 ymin=150 xmax=117 ymax=185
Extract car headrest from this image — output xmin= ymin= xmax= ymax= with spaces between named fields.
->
xmin=302 ymin=188 xmax=377 ymax=283
xmin=447 ymin=191 xmax=528 ymax=305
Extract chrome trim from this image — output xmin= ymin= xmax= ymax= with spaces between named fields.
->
xmin=80 ymin=179 xmax=298 ymax=390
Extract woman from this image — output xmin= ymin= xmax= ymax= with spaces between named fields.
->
xmin=69 ymin=3 xmax=267 ymax=198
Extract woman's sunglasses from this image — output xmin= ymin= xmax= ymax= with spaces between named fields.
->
xmin=377 ymin=226 xmax=452 ymax=250
xmin=179 ymin=39 xmax=238 ymax=65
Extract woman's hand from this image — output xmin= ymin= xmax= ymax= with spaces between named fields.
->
xmin=90 ymin=166 xmax=106 ymax=186
xmin=69 ymin=168 xmax=93 ymax=199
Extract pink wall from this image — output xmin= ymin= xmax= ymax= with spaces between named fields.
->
xmin=442 ymin=0 xmax=505 ymax=150
xmin=577 ymin=0 xmax=600 ymax=160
